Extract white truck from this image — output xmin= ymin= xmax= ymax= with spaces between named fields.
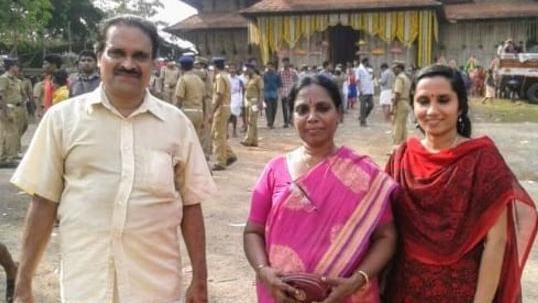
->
xmin=498 ymin=53 xmax=538 ymax=103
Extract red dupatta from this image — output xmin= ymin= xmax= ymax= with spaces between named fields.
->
xmin=386 ymin=136 xmax=537 ymax=303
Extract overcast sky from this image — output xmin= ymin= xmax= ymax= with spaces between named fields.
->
xmin=152 ymin=0 xmax=197 ymax=28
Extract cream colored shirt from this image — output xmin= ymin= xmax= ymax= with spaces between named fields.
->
xmin=11 ymin=85 xmax=216 ymax=303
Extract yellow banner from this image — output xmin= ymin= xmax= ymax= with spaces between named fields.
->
xmin=248 ymin=10 xmax=437 ymax=67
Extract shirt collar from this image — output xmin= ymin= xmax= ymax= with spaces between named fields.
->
xmin=85 ymin=84 xmax=166 ymax=121
xmin=78 ymin=72 xmax=99 ymax=81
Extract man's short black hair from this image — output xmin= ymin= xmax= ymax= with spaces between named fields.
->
xmin=44 ymin=54 xmax=63 ymax=69
xmin=3 ymin=59 xmax=20 ymax=70
xmin=78 ymin=50 xmax=97 ymax=61
xmin=95 ymin=15 xmax=159 ymax=59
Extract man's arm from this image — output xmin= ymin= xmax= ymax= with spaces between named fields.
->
xmin=181 ymin=204 xmax=208 ymax=303
xmin=14 ymin=196 xmax=58 ymax=303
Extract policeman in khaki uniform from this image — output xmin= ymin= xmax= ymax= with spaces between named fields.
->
xmin=211 ymin=57 xmax=237 ymax=171
xmin=193 ymin=56 xmax=213 ymax=157
xmin=241 ymin=63 xmax=263 ymax=147
xmin=0 ymin=58 xmax=27 ymax=166
xmin=391 ymin=60 xmax=412 ymax=148
xmin=161 ymin=60 xmax=181 ymax=103
xmin=175 ymin=56 xmax=206 ymax=143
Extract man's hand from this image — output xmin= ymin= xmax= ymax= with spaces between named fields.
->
xmin=185 ymin=279 xmax=208 ymax=303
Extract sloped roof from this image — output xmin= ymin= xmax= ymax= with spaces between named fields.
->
xmin=241 ymin=0 xmax=442 ymax=15
xmin=444 ymin=1 xmax=538 ymax=20
xmin=164 ymin=12 xmax=248 ymax=32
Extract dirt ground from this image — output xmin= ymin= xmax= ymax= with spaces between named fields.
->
xmin=1 ymin=99 xmax=537 ymax=302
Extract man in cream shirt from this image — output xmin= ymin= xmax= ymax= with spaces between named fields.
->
xmin=12 ymin=15 xmax=216 ymax=303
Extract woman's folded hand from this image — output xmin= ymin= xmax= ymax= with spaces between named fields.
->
xmin=258 ymin=267 xmax=298 ymax=303
xmin=316 ymin=274 xmax=365 ymax=303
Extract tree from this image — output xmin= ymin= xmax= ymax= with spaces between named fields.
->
xmin=93 ymin=0 xmax=164 ymax=19
xmin=0 ymin=0 xmax=52 ymax=54
xmin=46 ymin=0 xmax=105 ymax=49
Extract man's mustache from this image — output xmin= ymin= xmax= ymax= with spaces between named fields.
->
xmin=114 ymin=67 xmax=141 ymax=77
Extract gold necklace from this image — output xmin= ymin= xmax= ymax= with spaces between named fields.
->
xmin=300 ymin=145 xmax=337 ymax=168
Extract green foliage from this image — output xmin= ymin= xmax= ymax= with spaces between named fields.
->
xmin=0 ymin=0 xmax=52 ymax=52
xmin=47 ymin=0 xmax=105 ymax=44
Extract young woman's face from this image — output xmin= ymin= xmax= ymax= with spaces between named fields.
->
xmin=293 ymin=84 xmax=340 ymax=148
xmin=413 ymin=76 xmax=460 ymax=138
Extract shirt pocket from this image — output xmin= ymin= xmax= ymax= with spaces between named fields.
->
xmin=141 ymin=150 xmax=176 ymax=198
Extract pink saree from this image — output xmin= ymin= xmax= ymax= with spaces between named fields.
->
xmin=249 ymin=146 xmax=398 ymax=303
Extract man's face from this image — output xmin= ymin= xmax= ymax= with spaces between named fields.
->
xmin=98 ymin=25 xmax=154 ymax=101
xmin=79 ymin=56 xmax=97 ymax=74
xmin=283 ymin=60 xmax=290 ymax=69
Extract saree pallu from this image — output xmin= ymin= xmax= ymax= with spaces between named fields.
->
xmin=384 ymin=137 xmax=537 ymax=303
xmin=257 ymin=147 xmax=397 ymax=303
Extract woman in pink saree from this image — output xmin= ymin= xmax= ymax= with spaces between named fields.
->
xmin=244 ymin=75 xmax=398 ymax=303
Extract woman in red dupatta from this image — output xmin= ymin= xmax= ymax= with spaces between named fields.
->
xmin=385 ymin=64 xmax=537 ymax=303
xmin=244 ymin=75 xmax=398 ymax=303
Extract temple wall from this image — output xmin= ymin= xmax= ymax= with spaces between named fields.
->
xmin=436 ymin=18 xmax=538 ymax=68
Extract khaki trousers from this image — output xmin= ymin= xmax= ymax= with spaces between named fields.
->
xmin=162 ymin=86 xmax=176 ymax=104
xmin=201 ymin=97 xmax=213 ymax=156
xmin=0 ymin=111 xmax=20 ymax=162
xmin=211 ymin=106 xmax=236 ymax=167
xmin=243 ymin=101 xmax=258 ymax=146
xmin=393 ymin=101 xmax=410 ymax=146
xmin=183 ymin=108 xmax=204 ymax=140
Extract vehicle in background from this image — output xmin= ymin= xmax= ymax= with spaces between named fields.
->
xmin=498 ymin=53 xmax=538 ymax=103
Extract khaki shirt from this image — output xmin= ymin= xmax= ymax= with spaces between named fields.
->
xmin=0 ymin=72 xmax=24 ymax=105
xmin=11 ymin=85 xmax=216 ymax=302
xmin=33 ymin=81 xmax=44 ymax=102
xmin=245 ymin=74 xmax=263 ymax=104
xmin=161 ymin=66 xmax=181 ymax=87
xmin=175 ymin=71 xmax=205 ymax=110
xmin=193 ymin=68 xmax=212 ymax=99
xmin=393 ymin=72 xmax=412 ymax=102
xmin=212 ymin=71 xmax=231 ymax=107
xmin=22 ymin=77 xmax=33 ymax=101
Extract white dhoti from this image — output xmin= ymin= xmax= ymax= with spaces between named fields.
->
xmin=231 ymin=93 xmax=242 ymax=117
xmin=380 ymin=89 xmax=392 ymax=106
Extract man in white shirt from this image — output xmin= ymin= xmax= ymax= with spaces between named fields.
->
xmin=12 ymin=15 xmax=216 ymax=303
xmin=355 ymin=57 xmax=375 ymax=126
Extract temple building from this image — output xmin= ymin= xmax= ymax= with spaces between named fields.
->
xmin=167 ymin=0 xmax=538 ymax=68
xmin=165 ymin=0 xmax=261 ymax=62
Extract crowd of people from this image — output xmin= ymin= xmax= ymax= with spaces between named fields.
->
xmin=0 ymin=15 xmax=537 ymax=303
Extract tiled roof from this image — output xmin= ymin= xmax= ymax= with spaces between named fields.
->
xmin=241 ymin=0 xmax=442 ymax=15
xmin=444 ymin=1 xmax=538 ymax=20
xmin=164 ymin=12 xmax=248 ymax=32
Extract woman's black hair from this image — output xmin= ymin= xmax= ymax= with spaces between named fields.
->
xmin=287 ymin=75 xmax=342 ymax=111
xmin=413 ymin=64 xmax=472 ymax=138
xmin=52 ymin=69 xmax=69 ymax=86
